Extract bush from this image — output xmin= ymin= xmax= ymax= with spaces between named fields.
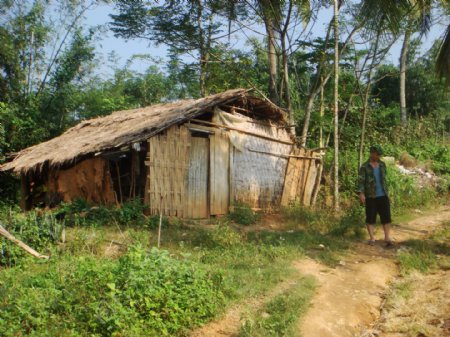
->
xmin=0 ymin=246 xmax=225 ymax=336
xmin=115 ymin=199 xmax=148 ymax=226
xmin=330 ymin=204 xmax=365 ymax=238
xmin=399 ymin=152 xmax=417 ymax=168
xmin=282 ymin=203 xmax=336 ymax=233
xmin=386 ymin=164 xmax=437 ymax=212
xmin=228 ymin=202 xmax=258 ymax=225
xmin=59 ymin=199 xmax=114 ymax=227
xmin=147 ymin=214 xmax=170 ymax=230
xmin=59 ymin=198 xmax=148 ymax=227
xmin=0 ymin=207 xmax=63 ymax=266
xmin=210 ymin=223 xmax=243 ymax=248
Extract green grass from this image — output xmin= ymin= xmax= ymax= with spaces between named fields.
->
xmin=239 ymin=276 xmax=316 ymax=337
xmin=0 ymin=246 xmax=225 ymax=337
xmin=391 ymin=279 xmax=413 ymax=300
xmin=2 ymin=199 xmax=444 ymax=336
xmin=0 ymin=213 xmax=350 ymax=337
xmin=397 ymin=222 xmax=450 ymax=275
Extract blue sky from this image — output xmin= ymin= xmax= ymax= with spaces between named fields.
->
xmin=84 ymin=2 xmax=447 ymax=77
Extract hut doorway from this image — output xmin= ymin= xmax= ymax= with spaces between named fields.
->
xmin=185 ymin=135 xmax=209 ymax=218
xmin=209 ymin=129 xmax=229 ymax=215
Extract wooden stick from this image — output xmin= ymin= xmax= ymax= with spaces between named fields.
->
xmin=0 ymin=224 xmax=49 ymax=259
xmin=247 ymin=148 xmax=321 ymax=160
xmin=158 ymin=195 xmax=163 ymax=248
xmin=308 ymin=147 xmax=328 ymax=152
xmin=220 ymin=104 xmax=251 ymax=113
xmin=311 ymin=162 xmax=323 ymax=206
xmin=115 ymin=161 xmax=123 ymax=203
xmin=190 ymin=119 xmax=294 ymax=145
xmin=218 ymin=106 xmax=275 ymax=127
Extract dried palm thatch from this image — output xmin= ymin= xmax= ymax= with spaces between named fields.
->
xmin=1 ymin=89 xmax=287 ymax=175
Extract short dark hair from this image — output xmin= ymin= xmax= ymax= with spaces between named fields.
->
xmin=369 ymin=145 xmax=383 ymax=155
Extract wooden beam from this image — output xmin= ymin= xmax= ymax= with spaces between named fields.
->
xmin=190 ymin=119 xmax=294 ymax=145
xmin=0 ymin=224 xmax=49 ymax=259
xmin=220 ymin=104 xmax=251 ymax=113
xmin=247 ymin=148 xmax=321 ymax=160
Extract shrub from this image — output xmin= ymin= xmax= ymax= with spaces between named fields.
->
xmin=0 ymin=246 xmax=225 ymax=336
xmin=59 ymin=199 xmax=114 ymax=227
xmin=59 ymin=199 xmax=149 ymax=227
xmin=210 ymin=223 xmax=243 ymax=248
xmin=397 ymin=247 xmax=436 ymax=274
xmin=399 ymin=152 xmax=417 ymax=168
xmin=147 ymin=214 xmax=170 ymax=230
xmin=386 ymin=164 xmax=437 ymax=212
xmin=0 ymin=208 xmax=63 ymax=266
xmin=330 ymin=204 xmax=365 ymax=238
xmin=115 ymin=199 xmax=148 ymax=226
xmin=228 ymin=202 xmax=258 ymax=225
xmin=282 ymin=203 xmax=336 ymax=233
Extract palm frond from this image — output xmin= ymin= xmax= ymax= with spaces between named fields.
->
xmin=360 ymin=0 xmax=410 ymax=33
xmin=436 ymin=23 xmax=450 ymax=86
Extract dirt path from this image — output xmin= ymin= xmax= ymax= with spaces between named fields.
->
xmin=190 ymin=277 xmax=300 ymax=337
xmin=297 ymin=207 xmax=450 ymax=337
xmin=189 ymin=207 xmax=450 ymax=337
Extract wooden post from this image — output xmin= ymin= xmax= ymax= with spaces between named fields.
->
xmin=157 ymin=195 xmax=163 ymax=248
xmin=115 ymin=161 xmax=123 ymax=203
xmin=20 ymin=174 xmax=30 ymax=210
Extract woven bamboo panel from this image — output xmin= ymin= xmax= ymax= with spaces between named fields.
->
xmin=185 ymin=137 xmax=209 ymax=218
xmin=210 ymin=130 xmax=230 ymax=215
xmin=147 ymin=125 xmax=190 ymax=216
xmin=280 ymin=149 xmax=321 ymax=207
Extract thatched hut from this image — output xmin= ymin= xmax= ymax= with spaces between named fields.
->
xmin=1 ymin=89 xmax=322 ymax=217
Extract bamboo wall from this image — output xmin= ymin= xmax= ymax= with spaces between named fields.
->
xmin=213 ymin=110 xmax=292 ymax=210
xmin=145 ymin=113 xmax=322 ymax=218
xmin=280 ymin=148 xmax=322 ymax=207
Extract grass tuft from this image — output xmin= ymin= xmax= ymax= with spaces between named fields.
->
xmin=239 ymin=276 xmax=316 ymax=337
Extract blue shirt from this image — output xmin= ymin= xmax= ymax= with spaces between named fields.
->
xmin=373 ymin=166 xmax=385 ymax=197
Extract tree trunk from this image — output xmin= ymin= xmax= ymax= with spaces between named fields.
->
xmin=265 ymin=17 xmax=279 ymax=104
xmin=197 ymin=0 xmax=206 ymax=97
xmin=300 ymin=21 xmax=332 ymax=147
xmin=358 ymin=29 xmax=381 ymax=168
xmin=399 ymin=29 xmax=410 ymax=126
xmin=333 ymin=0 xmax=340 ymax=212
xmin=27 ymin=30 xmax=34 ymax=97
xmin=319 ymin=77 xmax=324 ymax=148
xmin=301 ymin=77 xmax=330 ymax=147
xmin=299 ymin=22 xmax=361 ymax=148
xmin=281 ymin=35 xmax=295 ymax=135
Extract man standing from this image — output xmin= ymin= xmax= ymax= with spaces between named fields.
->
xmin=358 ymin=145 xmax=393 ymax=247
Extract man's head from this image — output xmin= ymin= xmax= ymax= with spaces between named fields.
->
xmin=369 ymin=145 xmax=383 ymax=161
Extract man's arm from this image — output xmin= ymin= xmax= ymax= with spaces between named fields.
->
xmin=358 ymin=165 xmax=366 ymax=204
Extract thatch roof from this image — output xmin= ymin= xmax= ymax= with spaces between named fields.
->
xmin=1 ymin=89 xmax=287 ymax=174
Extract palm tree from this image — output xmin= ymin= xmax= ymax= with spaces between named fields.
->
xmin=436 ymin=23 xmax=450 ymax=85
xmin=361 ymin=0 xmax=450 ymax=106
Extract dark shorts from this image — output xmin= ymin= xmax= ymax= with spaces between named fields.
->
xmin=365 ymin=196 xmax=392 ymax=225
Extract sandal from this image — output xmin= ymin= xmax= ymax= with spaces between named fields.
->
xmin=368 ymin=240 xmax=376 ymax=246
xmin=385 ymin=241 xmax=394 ymax=248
